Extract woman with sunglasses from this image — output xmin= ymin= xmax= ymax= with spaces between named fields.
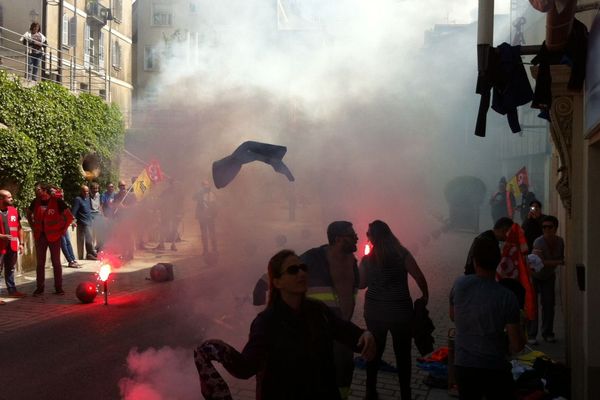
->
xmin=196 ymin=249 xmax=376 ymax=400
xmin=359 ymin=220 xmax=429 ymax=400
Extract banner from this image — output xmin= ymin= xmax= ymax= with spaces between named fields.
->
xmin=507 ymin=166 xmax=529 ymax=198
xmin=132 ymin=161 xmax=163 ymax=201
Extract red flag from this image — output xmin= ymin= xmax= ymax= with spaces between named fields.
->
xmin=146 ymin=160 xmax=163 ymax=183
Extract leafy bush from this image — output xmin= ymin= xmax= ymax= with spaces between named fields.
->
xmin=0 ymin=71 xmax=125 ymax=209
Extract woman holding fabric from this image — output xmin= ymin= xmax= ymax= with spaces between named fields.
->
xmin=359 ymin=220 xmax=429 ymax=400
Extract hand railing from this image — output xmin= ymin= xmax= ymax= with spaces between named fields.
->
xmin=0 ymin=24 xmax=109 ymax=98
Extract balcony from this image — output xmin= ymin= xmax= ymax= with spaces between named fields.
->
xmin=86 ymin=0 xmax=111 ymax=27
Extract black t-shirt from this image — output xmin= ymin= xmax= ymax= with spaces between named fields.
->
xmin=522 ymin=214 xmax=545 ymax=254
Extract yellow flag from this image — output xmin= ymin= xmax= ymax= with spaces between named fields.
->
xmin=507 ymin=174 xmax=521 ymax=198
xmin=133 ymin=169 xmax=153 ymax=201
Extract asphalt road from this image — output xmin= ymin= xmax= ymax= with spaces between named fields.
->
xmin=0 ymin=273 xmax=221 ymax=400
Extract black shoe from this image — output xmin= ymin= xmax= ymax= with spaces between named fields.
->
xmin=86 ymin=254 xmax=98 ymax=260
xmin=32 ymin=288 xmax=44 ymax=297
xmin=170 ymin=244 xmax=178 ymax=251
xmin=54 ymin=289 xmax=65 ymax=296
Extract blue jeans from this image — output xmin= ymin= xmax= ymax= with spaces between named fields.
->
xmin=0 ymin=248 xmax=18 ymax=293
xmin=27 ymin=52 xmax=42 ymax=81
xmin=60 ymin=232 xmax=76 ymax=263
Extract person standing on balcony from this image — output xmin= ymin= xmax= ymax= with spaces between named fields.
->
xmin=20 ymin=22 xmax=46 ymax=81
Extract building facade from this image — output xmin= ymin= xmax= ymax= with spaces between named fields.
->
xmin=0 ymin=0 xmax=133 ymax=125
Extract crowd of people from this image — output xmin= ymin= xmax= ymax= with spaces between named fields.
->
xmin=0 ymin=179 xmax=188 ymax=300
xmin=197 ymin=193 xmax=563 ymax=399
xmin=1 ymin=174 xmax=565 ymax=399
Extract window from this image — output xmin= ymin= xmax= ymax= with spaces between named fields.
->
xmin=62 ymin=13 xmax=69 ymax=46
xmin=112 ymin=0 xmax=123 ymax=22
xmin=84 ymin=23 xmax=92 ymax=67
xmin=112 ymin=40 xmax=121 ymax=68
xmin=144 ymin=46 xmax=159 ymax=70
xmin=152 ymin=4 xmax=173 ymax=26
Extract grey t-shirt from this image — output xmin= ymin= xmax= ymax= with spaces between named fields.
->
xmin=450 ymin=275 xmax=520 ymax=370
xmin=532 ymin=236 xmax=564 ymax=280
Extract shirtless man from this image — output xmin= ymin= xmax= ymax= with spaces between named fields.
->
xmin=300 ymin=221 xmax=359 ymax=399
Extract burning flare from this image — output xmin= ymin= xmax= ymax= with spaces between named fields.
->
xmin=99 ymin=263 xmax=111 ymax=282
xmin=364 ymin=243 xmax=372 ymax=256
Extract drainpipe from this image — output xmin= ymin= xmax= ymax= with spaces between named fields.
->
xmin=57 ymin=0 xmax=63 ymax=82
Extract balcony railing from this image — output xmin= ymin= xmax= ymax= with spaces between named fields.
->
xmin=0 ymin=24 xmax=109 ymax=99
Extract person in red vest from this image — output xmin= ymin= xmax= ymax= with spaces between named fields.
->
xmin=0 ymin=190 xmax=26 ymax=304
xmin=26 ymin=183 xmax=74 ymax=296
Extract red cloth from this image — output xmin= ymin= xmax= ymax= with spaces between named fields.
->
xmin=497 ymin=223 xmax=537 ymax=320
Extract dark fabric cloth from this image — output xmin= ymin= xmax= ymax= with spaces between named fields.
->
xmin=212 ymin=141 xmax=295 ymax=188
xmin=531 ymin=19 xmax=589 ymax=121
xmin=365 ymin=318 xmax=412 ymax=400
xmin=464 ymin=230 xmax=500 ymax=275
xmin=491 ymin=43 xmax=534 ymax=133
xmin=361 ymin=250 xmax=413 ymax=323
xmin=412 ymin=298 xmax=435 ymax=356
xmin=455 ymin=365 xmax=516 ymax=400
xmin=522 ymin=215 xmax=545 ymax=254
xmin=239 ymin=298 xmax=363 ymax=400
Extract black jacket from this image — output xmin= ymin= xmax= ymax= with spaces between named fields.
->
xmin=239 ymin=298 xmax=364 ymax=400
xmin=412 ymin=298 xmax=435 ymax=356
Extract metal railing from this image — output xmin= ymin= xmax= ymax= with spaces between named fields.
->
xmin=0 ymin=24 xmax=109 ymax=98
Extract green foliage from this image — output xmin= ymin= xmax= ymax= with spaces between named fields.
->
xmin=0 ymin=71 xmax=125 ymax=209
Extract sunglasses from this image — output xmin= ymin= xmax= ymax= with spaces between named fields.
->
xmin=282 ymin=264 xmax=308 ymax=275
xmin=542 ymin=225 xmax=555 ymax=229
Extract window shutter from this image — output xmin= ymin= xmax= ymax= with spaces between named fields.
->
xmin=69 ymin=16 xmax=77 ymax=47
xmin=99 ymin=30 xmax=105 ymax=68
xmin=84 ymin=24 xmax=90 ymax=67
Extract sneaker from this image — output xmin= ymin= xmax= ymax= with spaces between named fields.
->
xmin=54 ymin=289 xmax=65 ymax=296
xmin=543 ymin=335 xmax=556 ymax=343
xmin=8 ymin=291 xmax=26 ymax=298
xmin=68 ymin=261 xmax=79 ymax=268
xmin=32 ymin=288 xmax=44 ymax=297
xmin=86 ymin=254 xmax=98 ymax=260
xmin=527 ymin=338 xmax=538 ymax=345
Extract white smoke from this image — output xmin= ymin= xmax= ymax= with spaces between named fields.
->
xmin=119 ymin=347 xmax=200 ymax=400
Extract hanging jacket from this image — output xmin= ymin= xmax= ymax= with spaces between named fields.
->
xmin=412 ymin=297 xmax=435 ymax=356
xmin=0 ymin=206 xmax=20 ymax=253
xmin=491 ymin=43 xmax=534 ymax=133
